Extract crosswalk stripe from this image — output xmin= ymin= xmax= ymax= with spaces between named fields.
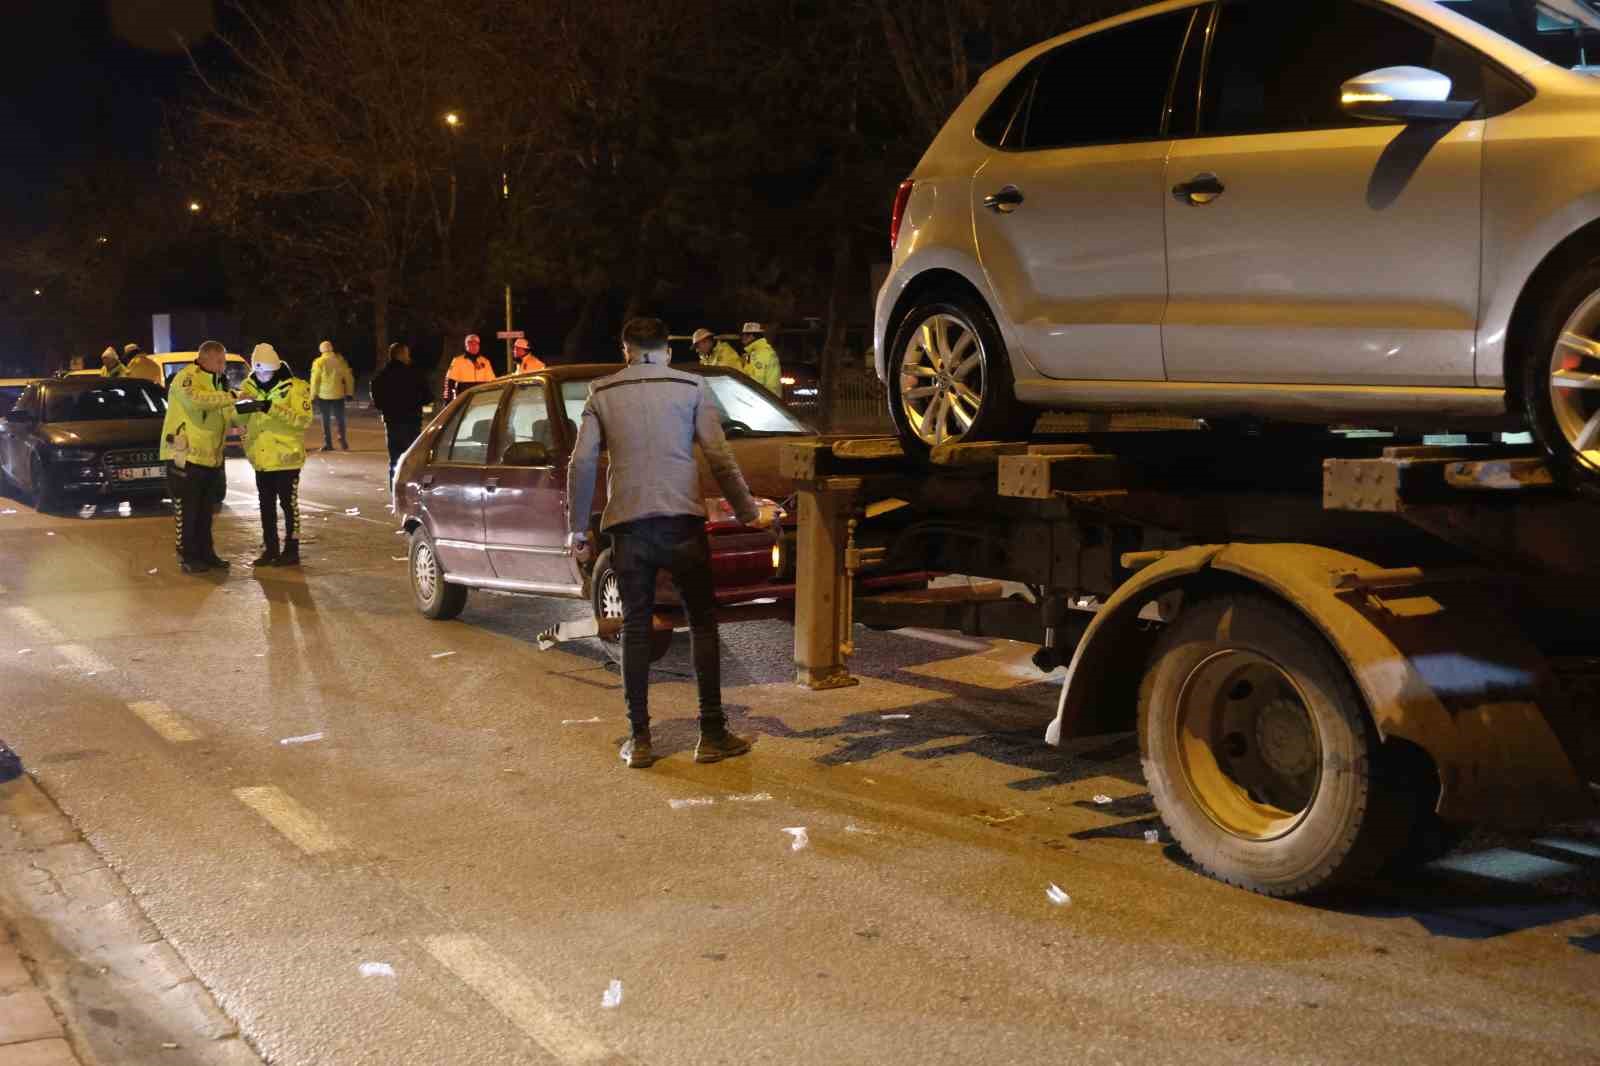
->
xmin=422 ymin=934 xmax=615 ymax=1065
xmin=127 ymin=701 xmax=201 ymax=743
xmin=232 ymin=786 xmax=343 ymax=854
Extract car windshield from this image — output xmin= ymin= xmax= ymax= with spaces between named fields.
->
xmin=0 ymin=386 xmax=24 ymax=414
xmin=1439 ymin=0 xmax=1600 ymax=66
xmin=559 ymin=371 xmax=809 ymax=437
xmin=45 ymin=382 xmax=166 ymax=422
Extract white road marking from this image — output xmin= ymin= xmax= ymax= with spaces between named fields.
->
xmin=127 ymin=701 xmax=202 ymax=743
xmin=896 ymin=627 xmax=992 ymax=653
xmin=421 ymin=934 xmax=614 ymax=1065
xmin=5 ymin=606 xmax=66 ymax=643
xmin=232 ymin=786 xmax=343 ymax=854
xmin=57 ymin=644 xmax=113 ymax=674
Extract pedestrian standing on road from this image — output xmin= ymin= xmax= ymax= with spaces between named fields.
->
xmin=240 ymin=344 xmax=313 ymax=568
xmin=567 ymin=316 xmax=773 ymax=769
xmin=309 ymin=340 xmax=354 ymax=452
xmin=692 ymin=328 xmax=742 ymax=371
xmin=370 ymin=341 xmax=431 ymax=485
xmin=513 ymin=338 xmax=545 ymax=375
xmin=161 ymin=340 xmax=241 ymax=574
xmin=739 ymin=322 xmax=783 ymax=396
xmin=443 ymin=334 xmax=495 ymax=403
xmin=98 ymin=347 xmax=126 ymax=378
xmin=123 ymin=344 xmax=162 ymax=386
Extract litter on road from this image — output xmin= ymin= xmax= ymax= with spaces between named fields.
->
xmin=669 ymin=797 xmax=715 ymax=810
xmin=147 ymin=568 xmax=159 ymax=575
xmin=561 ymin=717 xmax=603 ymax=725
xmin=390 ymin=556 xmax=407 ymax=562
xmin=844 ymin=824 xmax=881 ymax=836
xmin=1092 ymin=794 xmax=1113 ymax=806
xmin=601 ymin=979 xmax=624 ymax=1009
xmin=1046 ymin=884 xmax=1072 ymax=907
xmin=359 ymin=962 xmax=396 ymax=978
xmin=344 ymin=507 xmax=361 ymax=516
xmin=430 ymin=651 xmax=456 ymax=660
xmin=881 ymin=713 xmax=911 ymax=720
xmin=727 ymin=792 xmax=773 ymax=803
xmin=280 ymin=732 xmax=325 ymax=746
xmin=782 ymin=826 xmax=810 ymax=851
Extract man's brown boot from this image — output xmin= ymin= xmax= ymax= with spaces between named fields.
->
xmin=620 ymin=735 xmax=656 ymax=769
xmin=694 ymin=729 xmax=752 ymax=764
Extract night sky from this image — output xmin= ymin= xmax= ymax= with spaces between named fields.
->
xmin=1 ymin=0 xmax=220 ymax=238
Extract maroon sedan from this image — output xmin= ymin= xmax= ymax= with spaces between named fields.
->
xmin=394 ymin=364 xmax=834 ymax=642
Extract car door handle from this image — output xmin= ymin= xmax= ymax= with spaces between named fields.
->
xmin=983 ymin=185 xmax=1024 ymax=213
xmin=485 ymin=476 xmax=500 ymax=493
xmin=1172 ymin=173 xmax=1225 ymax=206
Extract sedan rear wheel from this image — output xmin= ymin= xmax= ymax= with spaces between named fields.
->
xmin=886 ymin=295 xmax=1033 ymax=458
xmin=1524 ymin=262 xmax=1600 ymax=492
xmin=410 ymin=529 xmax=467 ymax=620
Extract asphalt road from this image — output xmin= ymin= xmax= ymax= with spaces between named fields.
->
xmin=0 ymin=413 xmax=1596 ymax=1065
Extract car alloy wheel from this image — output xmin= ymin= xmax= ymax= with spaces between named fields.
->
xmin=413 ymin=540 xmax=440 ymax=604
xmin=897 ymin=312 xmax=989 ymax=447
xmin=598 ymin=570 xmax=624 ymax=633
xmin=1547 ymin=288 xmax=1600 ymax=475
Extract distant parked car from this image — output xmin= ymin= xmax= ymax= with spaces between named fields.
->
xmin=876 ymin=0 xmax=1600 ymax=487
xmin=69 ymin=353 xmax=251 ymax=450
xmin=0 ymin=378 xmax=168 ymax=512
xmin=393 ymin=363 xmax=919 ymax=643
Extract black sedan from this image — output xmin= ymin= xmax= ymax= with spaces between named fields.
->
xmin=0 ymin=378 xmax=169 ymax=513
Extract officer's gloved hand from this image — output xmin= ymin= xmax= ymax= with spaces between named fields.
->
xmin=234 ymin=398 xmax=271 ymax=415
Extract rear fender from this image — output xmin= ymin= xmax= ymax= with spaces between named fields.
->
xmin=1048 ymin=543 xmax=1592 ymax=827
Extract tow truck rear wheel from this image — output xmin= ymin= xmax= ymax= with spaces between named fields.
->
xmin=1138 ymin=594 xmax=1410 ymax=898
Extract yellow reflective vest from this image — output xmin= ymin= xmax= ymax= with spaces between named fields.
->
xmin=124 ymin=355 xmax=162 ymax=385
xmin=101 ymin=362 xmax=126 ymax=378
xmin=700 ymin=341 xmax=744 ymax=372
xmin=742 ymin=338 xmax=782 ymax=396
xmin=241 ymin=374 xmax=314 ymax=472
xmin=160 ymin=364 xmax=237 ymax=468
xmin=310 ymin=353 xmax=355 ymax=401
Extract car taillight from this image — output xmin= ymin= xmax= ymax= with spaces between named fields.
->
xmin=889 ymin=179 xmax=915 ymax=254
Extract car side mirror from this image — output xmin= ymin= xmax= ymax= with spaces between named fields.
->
xmin=1340 ymin=66 xmax=1476 ymax=123
xmin=501 ymin=440 xmax=552 ymax=467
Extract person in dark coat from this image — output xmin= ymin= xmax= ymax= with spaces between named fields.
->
xmin=369 ymin=342 xmax=432 ymax=484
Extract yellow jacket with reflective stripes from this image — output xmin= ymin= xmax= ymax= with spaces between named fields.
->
xmin=700 ymin=341 xmax=744 ymax=372
xmin=742 ymin=338 xmax=782 ymax=396
xmin=241 ymin=373 xmax=314 ymax=472
xmin=160 ymin=364 xmax=237 ymax=467
xmin=310 ymin=352 xmax=355 ymax=401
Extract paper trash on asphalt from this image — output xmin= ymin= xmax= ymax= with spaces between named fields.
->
xmin=359 ymin=962 xmax=395 ymax=978
xmin=390 ymin=556 xmax=407 ymax=562
xmin=1046 ymin=884 xmax=1072 ymax=907
xmin=280 ymin=732 xmax=324 ymax=746
xmin=881 ymin=713 xmax=911 ymax=720
xmin=16 ymin=649 xmax=31 ymax=656
xmin=669 ymin=797 xmax=715 ymax=810
xmin=782 ymin=827 xmax=810 ymax=851
xmin=344 ymin=507 xmax=361 ymax=516
xmin=430 ymin=651 xmax=456 ymax=660
xmin=1092 ymin=794 xmax=1113 ymax=806
xmin=844 ymin=824 xmax=881 ymax=836
xmin=601 ymin=979 xmax=623 ymax=1009
xmin=561 ymin=717 xmax=603 ymax=725
xmin=727 ymin=792 xmax=773 ymax=803
xmin=147 ymin=568 xmax=159 ymax=575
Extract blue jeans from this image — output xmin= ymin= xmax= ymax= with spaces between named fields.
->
xmin=315 ymin=399 xmax=347 ymax=447
xmin=611 ymin=515 xmax=722 ymax=734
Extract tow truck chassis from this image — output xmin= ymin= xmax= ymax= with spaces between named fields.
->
xmin=782 ymin=432 xmax=1600 ymax=897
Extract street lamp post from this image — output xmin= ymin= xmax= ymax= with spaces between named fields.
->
xmin=441 ymin=110 xmax=517 ymax=375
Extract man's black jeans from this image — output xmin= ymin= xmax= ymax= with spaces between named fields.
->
xmin=383 ymin=417 xmax=421 ymax=483
xmin=611 ymin=514 xmax=722 ymax=736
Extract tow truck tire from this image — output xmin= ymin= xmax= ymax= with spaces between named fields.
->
xmin=886 ymin=293 xmax=1034 ymax=459
xmin=590 ymin=549 xmax=672 ymax=664
xmin=1138 ymin=594 xmax=1409 ymax=898
xmin=410 ymin=528 xmax=467 ymax=621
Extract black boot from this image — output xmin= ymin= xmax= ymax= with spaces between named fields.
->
xmin=619 ymin=732 xmax=655 ymax=769
xmin=277 ymin=538 xmax=301 ymax=566
xmin=253 ymin=545 xmax=279 ymax=567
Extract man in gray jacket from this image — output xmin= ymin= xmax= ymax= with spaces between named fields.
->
xmin=567 ymin=317 xmax=773 ymax=768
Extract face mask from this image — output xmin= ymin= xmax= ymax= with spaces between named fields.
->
xmin=254 ymin=367 xmax=275 ymax=382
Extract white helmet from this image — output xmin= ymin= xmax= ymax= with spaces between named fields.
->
xmin=740 ymin=321 xmax=763 ymax=335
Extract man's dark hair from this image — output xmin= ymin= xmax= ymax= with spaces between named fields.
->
xmin=388 ymin=341 xmax=409 ymax=359
xmin=123 ymin=343 xmax=141 ymax=357
xmin=620 ymin=317 xmax=669 ymax=353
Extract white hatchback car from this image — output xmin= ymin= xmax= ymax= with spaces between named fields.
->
xmin=875 ymin=0 xmax=1600 ymax=483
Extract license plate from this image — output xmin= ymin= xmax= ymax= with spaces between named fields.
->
xmin=116 ymin=465 xmax=164 ymax=481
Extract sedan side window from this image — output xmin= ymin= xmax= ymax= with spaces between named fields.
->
xmin=1015 ymin=9 xmax=1195 ymax=150
xmin=498 ymin=384 xmax=555 ymax=464
xmin=1203 ymin=0 xmax=1488 ymax=136
xmin=445 ymin=388 xmax=503 ymax=465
